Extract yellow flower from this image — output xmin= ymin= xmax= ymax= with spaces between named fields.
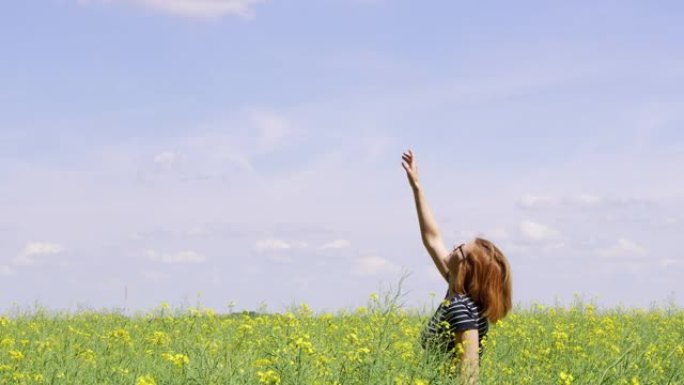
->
xmin=257 ymin=369 xmax=281 ymax=385
xmin=111 ymin=366 xmax=129 ymax=375
xmin=161 ymin=352 xmax=190 ymax=367
xmin=146 ymin=331 xmax=171 ymax=346
xmin=559 ymin=371 xmax=574 ymax=385
xmin=238 ymin=323 xmax=254 ymax=334
xmin=12 ymin=371 xmax=28 ymax=381
xmin=253 ymin=358 xmax=272 ymax=367
xmin=77 ymin=349 xmax=97 ymax=364
xmin=106 ymin=328 xmax=132 ymax=345
xmin=414 ymin=379 xmax=429 ymax=385
xmin=9 ymin=350 xmax=24 ymax=361
xmin=345 ymin=332 xmax=360 ymax=345
xmin=1 ymin=337 xmax=15 ymax=348
xmin=136 ymin=375 xmax=157 ymax=385
xmin=298 ymin=303 xmax=314 ymax=317
xmin=292 ymin=334 xmax=315 ymax=354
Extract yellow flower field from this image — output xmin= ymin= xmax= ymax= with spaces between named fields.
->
xmin=0 ymin=293 xmax=682 ymax=385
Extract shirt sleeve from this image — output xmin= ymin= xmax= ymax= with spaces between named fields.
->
xmin=443 ymin=299 xmax=478 ymax=334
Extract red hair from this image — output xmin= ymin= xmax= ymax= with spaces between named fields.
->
xmin=449 ymin=237 xmax=512 ymax=323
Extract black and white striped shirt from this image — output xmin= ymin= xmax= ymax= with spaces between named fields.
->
xmin=420 ymin=281 xmax=489 ymax=359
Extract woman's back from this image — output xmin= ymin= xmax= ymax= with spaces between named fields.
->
xmin=420 ymin=287 xmax=489 ymax=359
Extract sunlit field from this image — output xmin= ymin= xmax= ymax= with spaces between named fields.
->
xmin=1 ymin=290 xmax=682 ymax=385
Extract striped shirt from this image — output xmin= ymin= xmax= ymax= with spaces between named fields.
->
xmin=420 ymin=279 xmax=489 ymax=359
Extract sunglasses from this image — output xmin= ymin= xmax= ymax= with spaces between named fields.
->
xmin=452 ymin=243 xmax=466 ymax=261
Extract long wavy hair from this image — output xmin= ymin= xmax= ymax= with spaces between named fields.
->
xmin=449 ymin=237 xmax=512 ymax=323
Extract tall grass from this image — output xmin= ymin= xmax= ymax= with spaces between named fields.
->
xmin=1 ymin=279 xmax=682 ymax=384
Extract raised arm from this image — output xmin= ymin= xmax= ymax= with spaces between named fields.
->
xmin=402 ymin=149 xmax=451 ymax=281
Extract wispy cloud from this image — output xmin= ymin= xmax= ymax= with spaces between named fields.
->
xmin=519 ymin=220 xmax=560 ymax=243
xmin=596 ymin=238 xmax=648 ymax=258
xmin=254 ymin=239 xmax=308 ymax=253
xmin=353 ymin=255 xmax=399 ymax=276
xmin=12 ymin=242 xmax=65 ymax=266
xmin=145 ymin=249 xmax=207 ymax=264
xmin=0 ymin=265 xmax=15 ymax=276
xmin=153 ymin=151 xmax=185 ymax=171
xmin=517 ymin=194 xmax=559 ymax=210
xmin=319 ymin=239 xmax=351 ymax=250
xmin=78 ymin=0 xmax=267 ymax=20
xmin=659 ymin=258 xmax=684 ymax=268
xmin=483 ymin=227 xmax=510 ymax=242
xmin=132 ymin=107 xmax=297 ymax=185
xmin=253 ymin=238 xmax=309 ymax=263
xmin=249 ymin=108 xmax=292 ymax=153
xmin=517 ymin=193 xmax=653 ymax=211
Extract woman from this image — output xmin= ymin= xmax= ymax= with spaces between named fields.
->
xmin=401 ymin=149 xmax=512 ymax=384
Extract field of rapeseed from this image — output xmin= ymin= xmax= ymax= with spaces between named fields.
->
xmin=1 ymin=291 xmax=682 ymax=385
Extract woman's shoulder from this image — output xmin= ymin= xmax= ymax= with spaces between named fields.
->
xmin=447 ymin=292 xmax=476 ymax=304
xmin=446 ymin=293 xmax=485 ymax=315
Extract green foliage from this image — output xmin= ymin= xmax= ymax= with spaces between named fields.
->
xmin=0 ymin=290 xmax=682 ymax=384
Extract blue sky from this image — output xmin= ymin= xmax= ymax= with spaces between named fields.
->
xmin=1 ymin=0 xmax=683 ymax=315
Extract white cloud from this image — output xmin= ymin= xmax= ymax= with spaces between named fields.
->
xmin=254 ymin=239 xmax=308 ymax=253
xmin=353 ymin=255 xmax=400 ymax=276
xmin=255 ymin=239 xmax=290 ymax=252
xmin=518 ymin=194 xmax=558 ymax=209
xmin=596 ymin=238 xmax=648 ymax=258
xmin=249 ymin=109 xmax=291 ymax=152
xmin=145 ymin=249 xmax=207 ymax=264
xmin=153 ymin=151 xmax=184 ymax=170
xmin=456 ymin=229 xmax=479 ymax=239
xmin=572 ymin=194 xmax=604 ymax=207
xmin=12 ymin=242 xmax=64 ymax=266
xmin=319 ymin=239 xmax=351 ymax=249
xmin=519 ymin=220 xmax=560 ymax=242
xmin=659 ymin=258 xmax=684 ymax=268
xmin=184 ymin=225 xmax=209 ymax=237
xmin=78 ymin=0 xmax=266 ymax=20
xmin=518 ymin=193 xmax=651 ymax=212
xmin=254 ymin=238 xmax=308 ymax=263
xmin=485 ymin=227 xmax=510 ymax=241
xmin=0 ymin=265 xmax=15 ymax=276
xmin=266 ymin=254 xmax=293 ymax=263
xmin=23 ymin=242 xmax=64 ymax=255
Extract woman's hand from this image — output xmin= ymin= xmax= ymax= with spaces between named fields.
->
xmin=401 ymin=149 xmax=420 ymax=190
